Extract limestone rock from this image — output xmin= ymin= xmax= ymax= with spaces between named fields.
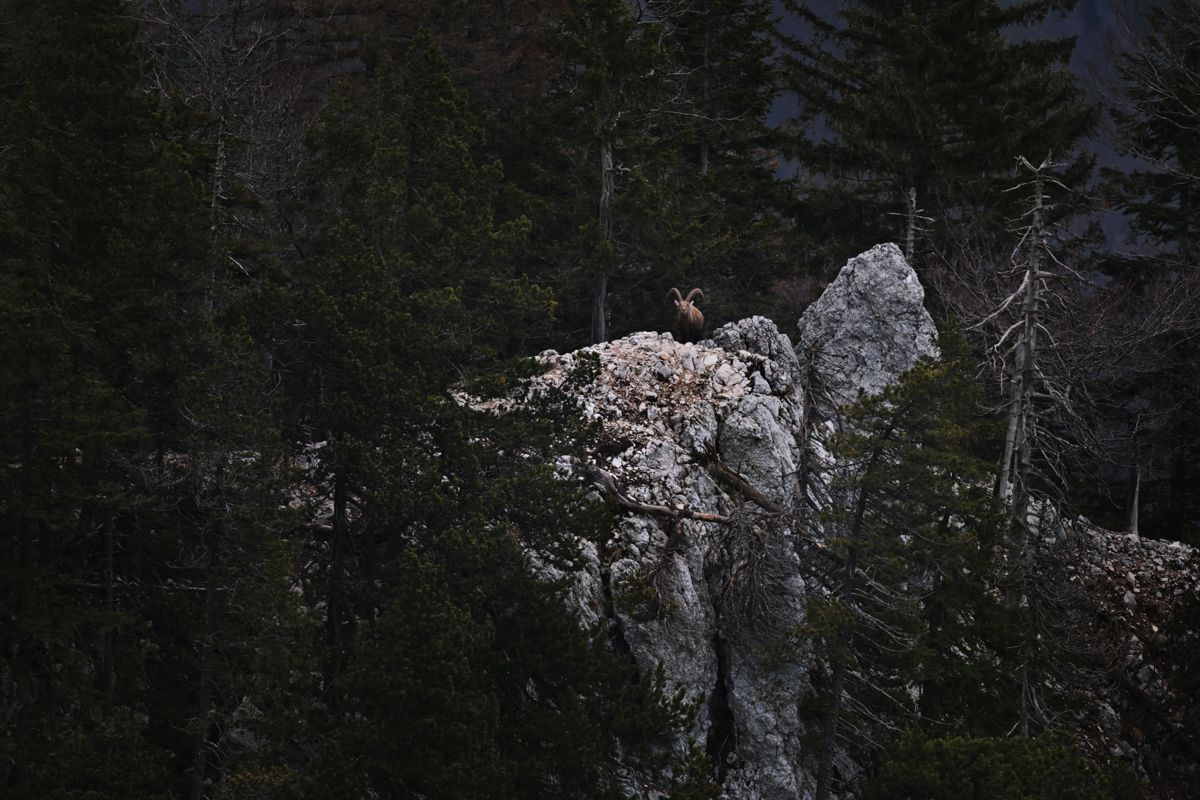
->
xmin=796 ymin=243 xmax=938 ymax=409
xmin=517 ymin=325 xmax=813 ymax=799
xmin=489 ymin=245 xmax=1197 ymax=799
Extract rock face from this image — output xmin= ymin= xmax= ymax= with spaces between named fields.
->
xmin=518 ymin=247 xmax=941 ymax=799
xmin=796 ymin=242 xmax=938 ymax=411
xmin=531 ymin=329 xmax=813 ymax=799
xmin=513 ymin=245 xmax=1198 ymax=798
xmin=1063 ymin=527 xmax=1200 ymax=794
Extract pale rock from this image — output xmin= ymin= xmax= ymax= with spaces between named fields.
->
xmin=482 ymin=245 xmax=1199 ymax=798
xmin=796 ymin=243 xmax=938 ymax=409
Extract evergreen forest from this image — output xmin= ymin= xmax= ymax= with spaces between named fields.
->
xmin=1 ymin=1 xmax=1198 ymax=798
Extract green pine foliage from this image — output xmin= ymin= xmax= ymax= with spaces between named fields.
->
xmin=1096 ymin=0 xmax=1200 ymax=545
xmin=863 ymin=731 xmax=1144 ymax=800
xmin=1 ymin=3 xmax=313 ymax=797
xmin=0 ymin=2 xmax=1193 ymax=798
xmin=284 ymin=32 xmax=709 ymax=797
xmin=493 ymin=0 xmax=668 ymax=342
xmin=781 ymin=0 xmax=1097 ymax=270
xmin=318 ymin=540 xmax=696 ymax=800
xmin=811 ymin=336 xmax=1015 ymax=791
xmin=0 ymin=1 xmax=200 ymax=791
xmin=1106 ymin=0 xmax=1200 ymax=266
xmin=289 ymin=29 xmax=559 ymax=683
xmin=495 ymin=0 xmax=794 ymax=344
xmin=643 ymin=0 xmax=798 ymax=326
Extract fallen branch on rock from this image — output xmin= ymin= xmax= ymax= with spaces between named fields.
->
xmin=705 ymin=457 xmax=787 ymax=514
xmin=583 ymin=463 xmax=731 ymax=529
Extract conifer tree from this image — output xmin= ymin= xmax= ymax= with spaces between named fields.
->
xmin=290 ymin=32 xmax=704 ymax=796
xmin=290 ymin=29 xmax=555 ymax=684
xmin=644 ymin=0 xmax=798 ymax=324
xmin=811 ymin=344 xmax=1010 ymax=800
xmin=1107 ymin=0 xmax=1200 ymax=266
xmin=1 ymin=4 xmax=312 ymax=796
xmin=0 ymin=3 xmax=196 ymax=790
xmin=497 ymin=0 xmax=793 ymax=347
xmin=864 ymin=731 xmax=1143 ymax=800
xmin=781 ymin=0 xmax=1097 ymax=271
xmin=497 ymin=0 xmax=666 ymax=343
xmin=1100 ymin=0 xmax=1200 ymax=542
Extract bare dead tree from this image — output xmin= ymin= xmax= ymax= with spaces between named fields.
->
xmin=887 ymin=186 xmax=933 ymax=266
xmin=142 ymin=1 xmax=317 ymax=283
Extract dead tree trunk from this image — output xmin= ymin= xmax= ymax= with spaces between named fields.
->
xmin=592 ymin=136 xmax=616 ymax=343
xmin=1008 ymin=156 xmax=1053 ymax=737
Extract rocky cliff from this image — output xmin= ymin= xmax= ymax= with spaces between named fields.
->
xmin=515 ymin=244 xmax=1198 ymax=798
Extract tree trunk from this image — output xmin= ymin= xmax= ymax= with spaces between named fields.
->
xmin=997 ymin=353 xmax=1022 ymax=502
xmin=591 ymin=274 xmax=608 ymax=344
xmin=599 ymin=137 xmax=614 ymax=240
xmin=205 ymin=118 xmax=227 ymax=316
xmin=700 ymin=27 xmax=710 ymax=177
xmin=1128 ymin=463 xmax=1141 ymax=537
xmin=188 ymin=576 xmax=216 ymax=800
xmin=814 ymin=627 xmax=850 ymax=800
xmin=1012 ymin=159 xmax=1046 ymax=737
xmin=324 ymin=469 xmax=348 ymax=690
xmin=592 ymin=136 xmax=615 ymax=343
xmin=904 ymin=186 xmax=917 ymax=264
xmin=100 ymin=518 xmax=116 ymax=703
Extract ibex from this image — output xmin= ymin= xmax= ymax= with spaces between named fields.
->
xmin=668 ymin=287 xmax=705 ymax=342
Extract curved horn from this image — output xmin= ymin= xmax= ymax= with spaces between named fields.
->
xmin=685 ymin=288 xmax=704 ymax=303
xmin=667 ymin=287 xmax=683 ymax=302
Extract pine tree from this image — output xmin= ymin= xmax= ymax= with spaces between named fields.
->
xmin=780 ymin=0 xmax=1097 ymax=272
xmin=289 ymin=33 xmax=704 ymax=796
xmin=810 ymin=342 xmax=1011 ymax=800
xmin=497 ymin=0 xmax=794 ymax=347
xmin=289 ymin=29 xmax=555 ymax=685
xmin=1107 ymin=0 xmax=1200 ymax=266
xmin=492 ymin=0 xmax=667 ymax=344
xmin=0 ymin=2 xmax=197 ymax=791
xmin=1 ymin=4 xmax=314 ymax=797
xmin=864 ymin=731 xmax=1143 ymax=800
xmin=1099 ymin=0 xmax=1200 ymax=543
xmin=644 ymin=0 xmax=798 ymax=325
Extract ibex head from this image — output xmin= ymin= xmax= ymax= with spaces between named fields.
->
xmin=668 ymin=287 xmax=705 ymax=342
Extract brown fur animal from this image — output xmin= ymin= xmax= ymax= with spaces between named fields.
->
xmin=668 ymin=287 xmax=705 ymax=342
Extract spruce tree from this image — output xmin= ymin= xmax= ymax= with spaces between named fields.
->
xmin=290 ymin=32 xmax=703 ymax=796
xmin=492 ymin=0 xmax=666 ymax=344
xmin=290 ymin=29 xmax=555 ymax=684
xmin=864 ymin=731 xmax=1143 ymax=800
xmin=497 ymin=0 xmax=794 ymax=346
xmin=1 ymin=3 xmax=312 ymax=797
xmin=644 ymin=0 xmax=798 ymax=325
xmin=0 ymin=2 xmax=194 ymax=791
xmin=781 ymin=0 xmax=1097 ymax=271
xmin=1099 ymin=0 xmax=1200 ymax=543
xmin=1107 ymin=0 xmax=1200 ymax=266
xmin=810 ymin=342 xmax=1011 ymax=800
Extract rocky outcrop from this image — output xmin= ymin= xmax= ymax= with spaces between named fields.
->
xmin=530 ymin=329 xmax=813 ymax=798
xmin=1063 ymin=527 xmax=1200 ymax=795
xmin=796 ymin=242 xmax=938 ymax=412
xmin=514 ymin=246 xmax=941 ymax=799
xmin=508 ymin=244 xmax=1198 ymax=798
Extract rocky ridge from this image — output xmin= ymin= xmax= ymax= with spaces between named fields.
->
xmin=511 ymin=244 xmax=1198 ymax=798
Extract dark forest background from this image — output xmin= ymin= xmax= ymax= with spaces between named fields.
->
xmin=1 ymin=1 xmax=1198 ymax=798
